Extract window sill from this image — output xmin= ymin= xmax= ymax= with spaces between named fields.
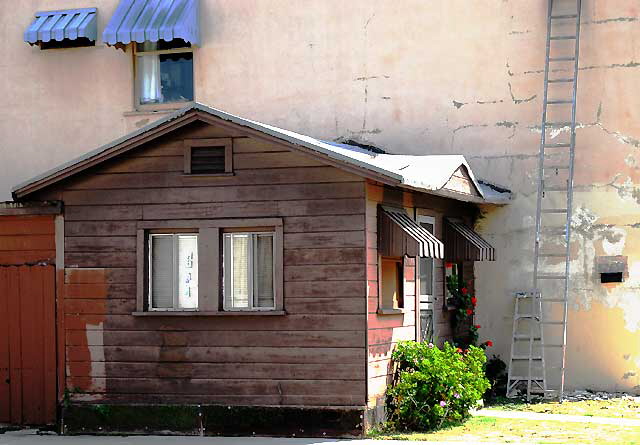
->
xmin=377 ymin=308 xmax=407 ymax=315
xmin=132 ymin=310 xmax=286 ymax=317
xmin=123 ymin=109 xmax=176 ymax=117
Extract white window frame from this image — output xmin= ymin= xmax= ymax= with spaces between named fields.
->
xmin=148 ymin=233 xmax=198 ymax=311
xmin=133 ymin=44 xmax=194 ymax=111
xmin=223 ymin=231 xmax=276 ymax=311
xmin=417 ymin=215 xmax=436 ymax=307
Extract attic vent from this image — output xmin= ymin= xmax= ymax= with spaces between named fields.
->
xmin=192 ymin=146 xmax=225 ymax=173
xmin=184 ymin=138 xmax=233 ymax=175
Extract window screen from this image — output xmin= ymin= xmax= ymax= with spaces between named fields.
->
xmin=149 ymin=234 xmax=198 ymax=310
xmin=223 ymin=232 xmax=275 ymax=310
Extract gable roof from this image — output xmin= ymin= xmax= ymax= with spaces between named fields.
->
xmin=12 ymin=103 xmax=510 ymax=204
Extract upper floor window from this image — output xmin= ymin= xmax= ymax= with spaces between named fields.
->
xmin=135 ymin=39 xmax=194 ymax=109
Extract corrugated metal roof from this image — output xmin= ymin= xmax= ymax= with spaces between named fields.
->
xmin=11 ymin=102 xmax=511 ymax=205
xmin=24 ymin=8 xmax=98 ymax=44
xmin=381 ymin=206 xmax=445 ymax=259
xmin=103 ymin=0 xmax=199 ymax=46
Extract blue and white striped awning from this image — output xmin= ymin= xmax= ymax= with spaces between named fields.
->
xmin=24 ymin=8 xmax=98 ymax=45
xmin=103 ymin=0 xmax=200 ymax=46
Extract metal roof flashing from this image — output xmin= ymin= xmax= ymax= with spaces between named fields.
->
xmin=11 ymin=103 xmax=511 ymax=205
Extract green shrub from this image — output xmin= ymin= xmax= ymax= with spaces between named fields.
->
xmin=386 ymin=341 xmax=490 ymax=431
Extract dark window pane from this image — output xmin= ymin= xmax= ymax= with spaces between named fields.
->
xmin=159 ymin=52 xmax=194 ymax=103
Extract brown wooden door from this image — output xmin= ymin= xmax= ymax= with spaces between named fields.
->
xmin=0 ymin=265 xmax=56 ymax=425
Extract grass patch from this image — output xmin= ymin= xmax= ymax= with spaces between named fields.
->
xmin=369 ymin=416 xmax=640 ymax=444
xmin=485 ymin=395 xmax=640 ymax=419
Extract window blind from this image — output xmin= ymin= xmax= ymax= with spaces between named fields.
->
xmin=151 ymin=235 xmax=174 ymax=308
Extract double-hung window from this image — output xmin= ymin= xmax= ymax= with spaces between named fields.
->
xmin=148 ymin=233 xmax=198 ymax=310
xmin=135 ymin=39 xmax=194 ymax=109
xmin=137 ymin=219 xmax=283 ymax=315
xmin=223 ymin=232 xmax=276 ymax=310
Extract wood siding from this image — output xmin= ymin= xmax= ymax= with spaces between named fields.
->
xmin=37 ymin=120 xmax=368 ymax=407
xmin=0 ymin=215 xmax=56 ymax=265
xmin=365 ymin=181 xmax=477 ymax=409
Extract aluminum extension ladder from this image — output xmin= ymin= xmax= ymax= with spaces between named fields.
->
xmin=507 ymin=0 xmax=582 ymax=402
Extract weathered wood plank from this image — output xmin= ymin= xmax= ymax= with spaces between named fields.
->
xmin=65 ymin=314 xmax=366 ymax=331
xmin=66 ymin=361 xmax=365 ymax=380
xmin=284 ymin=264 xmax=365 ymax=281
xmin=66 ymin=329 xmax=364 ymax=348
xmin=62 ymin=183 xmax=364 ymax=206
xmin=64 ymin=167 xmax=361 ymax=190
xmin=65 ymin=206 xmax=142 ymax=221
xmin=284 ymin=248 xmax=365 ymax=265
xmin=283 ymin=215 xmax=364 ymax=233
xmin=234 ymin=152 xmax=323 ymax=169
xmin=141 ymin=199 xmax=365 ymax=220
xmin=67 ymin=346 xmax=365 ymax=364
xmin=284 ymin=281 xmax=365 ymax=298
xmin=285 ymin=297 xmax=365 ymax=314
xmin=65 ymin=252 xmax=137 ymax=268
xmin=0 ymin=216 xmax=54 ymax=235
xmin=66 ymin=221 xmax=137 ymax=237
xmin=284 ymin=231 xmax=365 ymax=249
xmin=65 ymin=237 xmax=136 ymax=252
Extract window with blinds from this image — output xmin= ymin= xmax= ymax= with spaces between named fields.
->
xmin=223 ymin=232 xmax=275 ymax=310
xmin=149 ymin=233 xmax=198 ymax=310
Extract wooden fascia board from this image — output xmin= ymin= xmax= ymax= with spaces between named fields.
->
xmin=193 ymin=111 xmax=401 ymax=187
xmin=13 ymin=113 xmax=199 ymax=199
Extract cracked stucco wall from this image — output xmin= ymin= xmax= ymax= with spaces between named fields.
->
xmin=1 ymin=0 xmax=639 ymax=392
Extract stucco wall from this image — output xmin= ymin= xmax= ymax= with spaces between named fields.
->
xmin=1 ymin=0 xmax=639 ymax=392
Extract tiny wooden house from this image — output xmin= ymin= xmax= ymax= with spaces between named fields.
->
xmin=9 ymin=103 xmax=505 ymax=435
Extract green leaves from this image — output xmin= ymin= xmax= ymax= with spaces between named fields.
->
xmin=387 ymin=341 xmax=491 ymax=431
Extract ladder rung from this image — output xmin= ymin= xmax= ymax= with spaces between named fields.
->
xmin=545 ymin=121 xmax=573 ymax=127
xmin=543 ymin=344 xmax=565 ymax=348
xmin=551 ymin=14 xmax=578 ymax=19
xmin=540 ymin=299 xmax=567 ymax=303
xmin=541 ymin=208 xmax=568 ymax=213
xmin=536 ymin=274 xmax=567 ymax=279
xmin=541 ymin=321 xmax=566 ymax=325
xmin=550 ymin=35 xmax=577 ymax=40
xmin=544 ymin=186 xmax=569 ymax=192
xmin=549 ymin=57 xmax=576 ymax=62
xmin=509 ymin=376 xmax=544 ymax=381
xmin=514 ymin=335 xmax=541 ymax=340
xmin=511 ymin=356 xmax=543 ymax=360
xmin=548 ymin=78 xmax=575 ymax=83
xmin=516 ymin=314 xmax=540 ymax=319
xmin=538 ymin=253 xmax=566 ymax=258
xmin=544 ymin=142 xmax=571 ymax=148
xmin=547 ymin=99 xmax=573 ymax=105
xmin=543 ymin=165 xmax=570 ymax=170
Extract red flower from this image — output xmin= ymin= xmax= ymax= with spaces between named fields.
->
xmin=445 ymin=262 xmax=454 ymax=268
xmin=461 ymin=287 xmax=468 ymax=295
xmin=466 ymin=308 xmax=473 ymax=316
xmin=456 ymin=348 xmax=463 ymax=353
xmin=475 ymin=324 xmax=481 ymax=329
xmin=471 ymin=296 xmax=477 ymax=306
xmin=486 ymin=340 xmax=493 ymax=347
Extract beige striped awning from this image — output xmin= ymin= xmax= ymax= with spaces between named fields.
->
xmin=378 ymin=206 xmax=444 ymax=259
xmin=444 ymin=218 xmax=495 ymax=261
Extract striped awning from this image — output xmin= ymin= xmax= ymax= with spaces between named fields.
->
xmin=444 ymin=218 xmax=495 ymax=261
xmin=379 ymin=206 xmax=444 ymax=259
xmin=24 ymin=8 xmax=97 ymax=45
xmin=103 ymin=0 xmax=200 ymax=46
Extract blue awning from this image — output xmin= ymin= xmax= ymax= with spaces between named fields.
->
xmin=24 ymin=8 xmax=98 ymax=45
xmin=103 ymin=0 xmax=200 ymax=46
